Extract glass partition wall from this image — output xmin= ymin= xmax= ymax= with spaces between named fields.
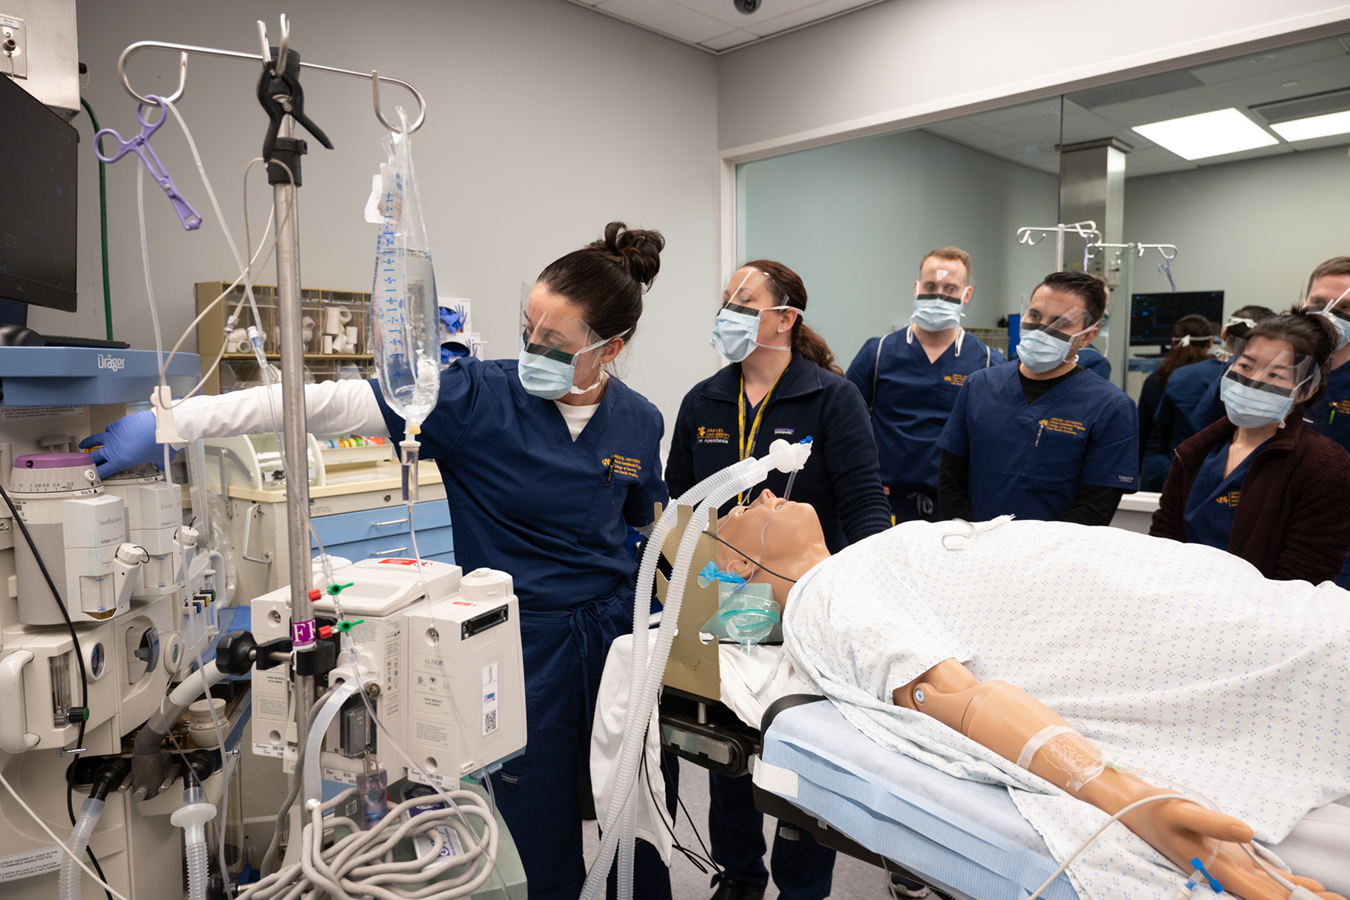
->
xmin=736 ymin=30 xmax=1350 ymax=400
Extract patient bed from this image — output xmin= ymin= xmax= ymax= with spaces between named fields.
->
xmin=636 ymin=508 xmax=1350 ymax=899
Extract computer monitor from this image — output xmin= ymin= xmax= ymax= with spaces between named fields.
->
xmin=0 ymin=75 xmax=78 ymax=313
xmin=1129 ymin=291 xmax=1223 ymax=347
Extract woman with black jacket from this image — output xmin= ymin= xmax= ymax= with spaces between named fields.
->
xmin=663 ymin=260 xmax=890 ymax=900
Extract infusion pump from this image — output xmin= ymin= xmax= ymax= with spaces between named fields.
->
xmin=247 ymin=558 xmax=526 ymax=789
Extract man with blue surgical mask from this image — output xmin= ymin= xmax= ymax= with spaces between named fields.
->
xmin=845 ymin=247 xmax=1005 ymax=524
xmin=937 ymin=271 xmax=1139 ymax=524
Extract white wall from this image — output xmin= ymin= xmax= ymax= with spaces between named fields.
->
xmin=717 ymin=0 xmax=1350 ymax=155
xmin=1123 ymin=145 xmax=1350 ymax=313
xmin=54 ymin=0 xmax=718 ymax=435
xmin=737 ymin=129 xmax=1058 ymax=364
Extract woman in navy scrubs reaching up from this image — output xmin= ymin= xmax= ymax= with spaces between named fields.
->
xmin=83 ymin=222 xmax=671 ymax=900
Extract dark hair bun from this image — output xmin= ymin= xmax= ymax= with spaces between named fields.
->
xmin=591 ymin=221 xmax=664 ymax=290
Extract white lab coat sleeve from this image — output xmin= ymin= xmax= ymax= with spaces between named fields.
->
xmin=164 ymin=380 xmax=389 ymax=446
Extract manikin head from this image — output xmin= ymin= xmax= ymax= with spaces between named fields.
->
xmin=712 ymin=489 xmax=831 ymax=608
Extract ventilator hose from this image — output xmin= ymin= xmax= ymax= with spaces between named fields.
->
xmin=59 ymin=798 xmax=104 ymax=900
xmin=185 ymin=832 xmax=210 ymax=900
xmin=585 ymin=463 xmax=760 ymax=900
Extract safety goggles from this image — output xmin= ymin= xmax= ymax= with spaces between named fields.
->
xmin=1223 ymin=335 xmax=1316 ymax=397
xmin=519 ymin=283 xmax=609 ymax=365
xmin=1020 ymin=292 xmax=1097 ymax=341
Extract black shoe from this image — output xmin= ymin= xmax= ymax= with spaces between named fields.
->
xmin=711 ymin=879 xmax=766 ymax=900
xmin=888 ymin=872 xmax=932 ymax=898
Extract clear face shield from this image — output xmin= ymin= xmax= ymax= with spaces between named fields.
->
xmin=1302 ymin=285 xmax=1350 ymax=350
xmin=1018 ymin=291 xmax=1097 ymax=374
xmin=518 ymin=283 xmax=614 ymax=400
xmin=911 ymin=264 xmax=970 ymax=332
xmin=1220 ymin=336 xmax=1317 ymax=429
xmin=711 ymin=268 xmax=796 ymax=363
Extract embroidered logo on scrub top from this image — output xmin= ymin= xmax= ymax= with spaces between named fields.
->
xmin=1216 ymin=490 xmax=1241 ymax=508
xmin=1329 ymin=399 xmax=1350 ymax=422
xmin=1041 ymin=418 xmax=1087 ymax=437
xmin=774 ymin=428 xmax=794 ymax=436
xmin=603 ymin=455 xmax=643 ymax=480
xmin=697 ymin=426 xmax=731 ymax=444
xmin=944 ymin=373 xmax=967 ymax=386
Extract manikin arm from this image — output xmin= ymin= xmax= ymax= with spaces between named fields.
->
xmin=893 ymin=659 xmax=1340 ymax=900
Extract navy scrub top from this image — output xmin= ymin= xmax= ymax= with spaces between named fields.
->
xmin=1155 ymin=357 xmax=1224 ymax=454
xmin=1183 ymin=438 xmax=1264 ymax=550
xmin=666 ymin=350 xmax=891 ymax=554
xmin=1304 ymin=362 xmax=1350 ymax=586
xmin=845 ymin=327 xmax=1006 ymax=497
xmin=937 ymin=363 xmax=1140 ymax=521
xmin=370 ymin=358 xmax=667 ymax=610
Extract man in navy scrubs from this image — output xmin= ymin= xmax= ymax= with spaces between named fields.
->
xmin=1299 ymin=256 xmax=1350 ymax=587
xmin=938 ymin=271 xmax=1139 ymax=524
xmin=846 ymin=247 xmax=1005 ymax=524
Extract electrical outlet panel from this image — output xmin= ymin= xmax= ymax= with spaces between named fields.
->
xmin=0 ymin=15 xmax=27 ymax=80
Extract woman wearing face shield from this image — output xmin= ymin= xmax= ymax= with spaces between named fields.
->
xmin=937 ymin=271 xmax=1140 ymax=525
xmin=81 ymin=222 xmax=671 ymax=900
xmin=1150 ymin=311 xmax=1350 ymax=584
xmin=658 ymin=261 xmax=889 ymax=900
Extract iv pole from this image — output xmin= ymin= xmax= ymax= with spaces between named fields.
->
xmin=117 ymin=17 xmax=427 ymax=800
xmin=1087 ymin=240 xmax=1180 ymax=391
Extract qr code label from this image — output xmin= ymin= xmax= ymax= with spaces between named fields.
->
xmin=484 ymin=710 xmax=498 ymax=735
xmin=482 ymin=660 xmax=499 ymax=736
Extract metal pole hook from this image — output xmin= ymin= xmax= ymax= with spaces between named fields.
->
xmin=371 ymin=69 xmax=428 ymax=133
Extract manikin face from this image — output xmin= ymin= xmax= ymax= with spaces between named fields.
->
xmin=713 ymin=489 xmax=829 ymax=607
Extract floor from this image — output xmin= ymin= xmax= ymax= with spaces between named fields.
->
xmin=582 ymin=764 xmax=892 ymax=900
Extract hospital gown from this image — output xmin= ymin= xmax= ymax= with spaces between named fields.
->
xmin=783 ymin=518 xmax=1350 ymax=900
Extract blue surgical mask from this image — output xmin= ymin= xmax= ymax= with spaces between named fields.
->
xmin=517 ymin=335 xmax=606 ymax=400
xmin=1220 ymin=375 xmax=1294 ymax=429
xmin=711 ymin=303 xmax=793 ymax=363
xmin=1321 ymin=310 xmax=1350 ymax=350
xmin=912 ymin=293 xmax=963 ymax=332
xmin=1018 ymin=326 xmax=1075 ymax=374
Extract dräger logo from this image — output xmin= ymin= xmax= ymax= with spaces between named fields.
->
xmin=98 ymin=355 xmax=126 ymax=372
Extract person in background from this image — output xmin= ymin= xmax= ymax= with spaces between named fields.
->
xmin=666 ymin=260 xmax=891 ymax=900
xmin=1008 ymin=273 xmax=1112 ymax=379
xmin=1151 ymin=311 xmax=1350 ymax=583
xmin=1187 ymin=306 xmax=1278 ymax=434
xmin=938 ymin=271 xmax=1138 ymax=525
xmin=1297 ymin=255 xmax=1350 ymax=587
xmin=1137 ymin=314 xmax=1215 ymax=491
xmin=845 ymin=247 xmax=1005 ymax=525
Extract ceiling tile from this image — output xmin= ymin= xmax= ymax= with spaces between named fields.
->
xmin=1191 ymin=37 xmax=1349 ymax=85
xmin=700 ymin=28 xmax=758 ymax=50
xmin=594 ymin=0 xmax=731 ymax=43
xmin=738 ymin=0 xmax=879 ymax=38
xmin=671 ymin=0 xmax=823 ymax=30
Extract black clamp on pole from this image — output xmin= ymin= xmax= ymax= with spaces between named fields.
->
xmin=257 ymin=45 xmax=333 ymax=187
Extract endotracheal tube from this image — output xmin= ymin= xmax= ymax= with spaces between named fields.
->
xmin=371 ymin=105 xmax=440 ymax=506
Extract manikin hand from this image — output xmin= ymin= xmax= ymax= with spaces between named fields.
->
xmin=896 ymin=660 xmax=1346 ymax=900
xmin=1097 ymin=783 xmax=1344 ymax=900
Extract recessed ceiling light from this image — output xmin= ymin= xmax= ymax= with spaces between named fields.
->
xmin=1270 ymin=109 xmax=1350 ymax=141
xmin=1281 ymin=80 xmax=1301 ymax=89
xmin=1132 ymin=108 xmax=1278 ymax=160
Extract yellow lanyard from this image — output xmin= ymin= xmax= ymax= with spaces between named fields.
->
xmin=737 ymin=367 xmax=786 ymax=502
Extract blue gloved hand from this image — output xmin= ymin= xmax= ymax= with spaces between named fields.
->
xmin=79 ymin=410 xmax=176 ymax=479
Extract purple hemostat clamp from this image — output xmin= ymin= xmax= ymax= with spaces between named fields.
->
xmin=94 ymin=95 xmax=202 ymax=231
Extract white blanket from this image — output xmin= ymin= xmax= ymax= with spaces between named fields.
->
xmin=783 ymin=518 xmax=1350 ymax=900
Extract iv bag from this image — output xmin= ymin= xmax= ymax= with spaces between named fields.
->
xmin=371 ymin=107 xmax=440 ymax=432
